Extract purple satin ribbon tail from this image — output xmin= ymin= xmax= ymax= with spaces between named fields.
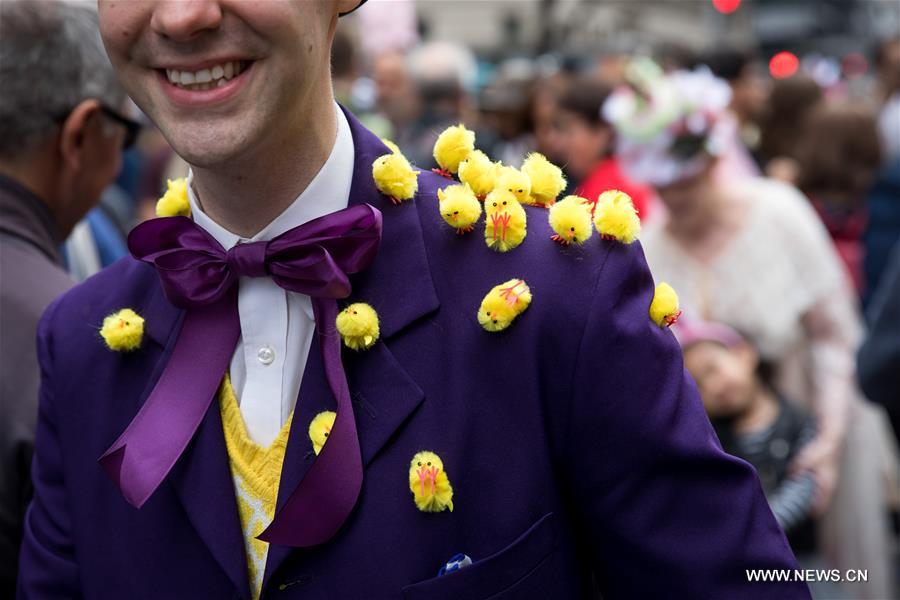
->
xmin=104 ymin=204 xmax=380 ymax=546
xmin=257 ymin=298 xmax=363 ymax=546
xmin=99 ymin=290 xmax=240 ymax=508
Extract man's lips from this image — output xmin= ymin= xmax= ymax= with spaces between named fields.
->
xmin=155 ymin=60 xmax=255 ymax=107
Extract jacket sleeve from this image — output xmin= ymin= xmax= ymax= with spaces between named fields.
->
xmin=559 ymin=241 xmax=811 ymax=599
xmin=17 ymin=299 xmax=82 ymax=599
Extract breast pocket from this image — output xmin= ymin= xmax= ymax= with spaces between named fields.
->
xmin=401 ymin=512 xmax=561 ymax=600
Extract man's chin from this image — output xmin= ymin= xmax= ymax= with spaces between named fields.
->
xmin=162 ymin=129 xmax=249 ymax=169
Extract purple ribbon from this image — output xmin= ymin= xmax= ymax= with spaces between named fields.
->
xmin=100 ymin=203 xmax=382 ymax=547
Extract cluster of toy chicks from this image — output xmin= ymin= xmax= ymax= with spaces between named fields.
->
xmin=430 ymin=125 xmax=645 ymax=252
xmin=372 ymin=124 xmax=644 ymax=253
xmin=428 ymin=124 xmax=568 ymax=253
xmin=548 ymin=189 xmax=642 ymax=247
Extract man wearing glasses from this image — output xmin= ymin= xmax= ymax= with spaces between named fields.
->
xmin=0 ymin=3 xmax=134 ymax=594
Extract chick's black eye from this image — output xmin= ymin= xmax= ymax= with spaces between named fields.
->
xmin=570 ymin=227 xmax=575 ymax=231
xmin=507 ymin=188 xmax=513 ymax=192
xmin=502 ymin=201 xmax=507 ymax=205
xmin=417 ymin=462 xmax=421 ymax=467
xmin=427 ymin=462 xmax=432 ymax=467
xmin=323 ymin=432 xmax=329 ymax=437
xmin=492 ymin=202 xmax=497 ymax=207
xmin=518 ymin=189 xmax=523 ymax=193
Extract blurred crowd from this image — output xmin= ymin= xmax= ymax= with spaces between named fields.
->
xmin=1 ymin=1 xmax=899 ymax=599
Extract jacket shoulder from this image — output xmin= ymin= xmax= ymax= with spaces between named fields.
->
xmin=38 ymin=256 xmax=169 ymax=355
xmin=412 ymin=169 xmax=652 ymax=311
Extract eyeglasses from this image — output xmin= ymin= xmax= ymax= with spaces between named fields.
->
xmin=53 ymin=103 xmax=142 ymax=150
xmin=99 ymin=104 xmax=142 ymax=150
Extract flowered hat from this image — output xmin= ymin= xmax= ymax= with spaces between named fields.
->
xmin=603 ymin=58 xmax=734 ymax=186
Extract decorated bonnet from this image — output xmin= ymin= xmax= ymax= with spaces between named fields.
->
xmin=603 ymin=58 xmax=734 ymax=187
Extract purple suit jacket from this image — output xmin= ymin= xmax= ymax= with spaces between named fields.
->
xmin=18 ymin=107 xmax=811 ymax=599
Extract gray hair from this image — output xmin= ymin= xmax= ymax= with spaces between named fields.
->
xmin=0 ymin=0 xmax=126 ymax=161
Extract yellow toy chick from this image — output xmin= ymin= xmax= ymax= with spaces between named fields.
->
xmin=308 ymin=411 xmax=336 ymax=456
xmin=649 ymin=282 xmax=682 ymax=328
xmin=457 ymin=149 xmax=498 ymax=201
xmin=380 ymin=138 xmax=401 ymax=154
xmin=495 ymin=165 xmax=532 ymax=206
xmin=521 ymin=152 xmax=566 ymax=207
xmin=593 ymin=189 xmax=641 ymax=244
xmin=100 ymin=308 xmax=145 ymax=352
xmin=372 ymin=152 xmax=418 ymax=205
xmin=548 ymin=195 xmax=594 ymax=246
xmin=335 ymin=303 xmax=380 ymax=350
xmin=155 ymin=178 xmax=191 ymax=218
xmin=437 ymin=183 xmax=482 ymax=234
xmin=408 ymin=451 xmax=454 ymax=513
xmin=483 ymin=189 xmax=527 ymax=253
xmin=432 ymin=123 xmax=475 ymax=178
xmin=477 ymin=278 xmax=532 ymax=332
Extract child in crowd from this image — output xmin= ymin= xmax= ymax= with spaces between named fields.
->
xmin=677 ymin=320 xmax=818 ymax=557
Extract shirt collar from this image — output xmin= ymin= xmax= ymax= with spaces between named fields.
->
xmin=187 ymin=101 xmax=355 ymax=250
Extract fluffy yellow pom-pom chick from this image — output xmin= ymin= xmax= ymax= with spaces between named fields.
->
xmin=155 ymin=178 xmax=191 ymax=217
xmin=437 ymin=183 xmax=482 ymax=234
xmin=457 ymin=149 xmax=498 ymax=201
xmin=548 ymin=195 xmax=594 ymax=246
xmin=477 ymin=278 xmax=532 ymax=332
xmin=335 ymin=303 xmax=380 ymax=350
xmin=432 ymin=124 xmax=475 ymax=178
xmin=593 ymin=189 xmax=641 ymax=244
xmin=372 ymin=152 xmax=418 ymax=205
xmin=381 ymin=138 xmax=401 ymax=154
xmin=483 ymin=189 xmax=527 ymax=253
xmin=495 ymin=165 xmax=532 ymax=206
xmin=308 ymin=411 xmax=336 ymax=456
xmin=522 ymin=152 xmax=566 ymax=207
xmin=649 ymin=282 xmax=682 ymax=328
xmin=100 ymin=308 xmax=145 ymax=351
xmin=408 ymin=451 xmax=454 ymax=513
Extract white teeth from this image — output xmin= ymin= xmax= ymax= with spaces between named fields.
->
xmin=165 ymin=61 xmax=245 ymax=89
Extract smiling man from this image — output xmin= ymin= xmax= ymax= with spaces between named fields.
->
xmin=17 ymin=1 xmax=812 ymax=599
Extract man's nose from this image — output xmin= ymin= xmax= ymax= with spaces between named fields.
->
xmin=150 ymin=1 xmax=223 ymax=43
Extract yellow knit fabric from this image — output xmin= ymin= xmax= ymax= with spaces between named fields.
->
xmin=218 ymin=374 xmax=293 ymax=600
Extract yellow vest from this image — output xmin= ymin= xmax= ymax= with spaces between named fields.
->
xmin=218 ymin=374 xmax=293 ymax=600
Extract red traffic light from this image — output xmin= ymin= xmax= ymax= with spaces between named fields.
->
xmin=769 ymin=51 xmax=800 ymax=79
xmin=712 ymin=0 xmax=742 ymax=14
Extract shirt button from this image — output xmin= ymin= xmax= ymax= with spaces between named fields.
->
xmin=257 ymin=345 xmax=275 ymax=365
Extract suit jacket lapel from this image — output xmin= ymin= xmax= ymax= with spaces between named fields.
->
xmin=261 ymin=106 xmax=438 ymax=590
xmin=137 ymin=271 xmax=252 ymax=599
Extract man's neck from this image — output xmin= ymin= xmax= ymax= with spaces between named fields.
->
xmin=0 ymin=146 xmax=69 ymax=239
xmin=189 ymin=99 xmax=339 ymax=239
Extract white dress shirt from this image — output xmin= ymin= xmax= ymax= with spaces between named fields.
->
xmin=187 ymin=103 xmax=355 ymax=446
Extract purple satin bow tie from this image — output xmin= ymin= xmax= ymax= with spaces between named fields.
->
xmin=100 ymin=203 xmax=382 ymax=547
